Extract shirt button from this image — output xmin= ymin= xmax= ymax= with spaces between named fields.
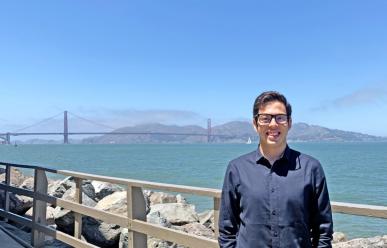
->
xmin=271 ymin=188 xmax=275 ymax=193
xmin=273 ymin=231 xmax=278 ymax=237
xmin=272 ymin=210 xmax=276 ymax=215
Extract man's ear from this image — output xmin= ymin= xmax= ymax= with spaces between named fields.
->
xmin=252 ymin=118 xmax=258 ymax=132
xmin=288 ymin=117 xmax=292 ymax=130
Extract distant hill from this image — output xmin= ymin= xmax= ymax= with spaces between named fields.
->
xmin=81 ymin=122 xmax=386 ymax=144
xmin=288 ymin=123 xmax=385 ymax=142
xmin=82 ymin=123 xmax=209 ymax=144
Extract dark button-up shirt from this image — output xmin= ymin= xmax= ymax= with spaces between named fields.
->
xmin=218 ymin=145 xmax=333 ymax=248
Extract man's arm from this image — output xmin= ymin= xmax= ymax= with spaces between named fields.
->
xmin=311 ymin=164 xmax=334 ymax=248
xmin=218 ymin=162 xmax=241 ymax=248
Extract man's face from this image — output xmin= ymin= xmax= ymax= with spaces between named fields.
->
xmin=253 ymin=101 xmax=292 ymax=149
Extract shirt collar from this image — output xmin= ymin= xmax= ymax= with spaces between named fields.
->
xmin=255 ymin=144 xmax=291 ymax=164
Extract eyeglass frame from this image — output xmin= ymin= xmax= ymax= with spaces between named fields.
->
xmin=254 ymin=113 xmax=290 ymax=125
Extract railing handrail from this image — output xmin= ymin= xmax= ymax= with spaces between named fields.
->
xmin=0 ymin=161 xmax=58 ymax=173
xmin=1 ymin=162 xmax=387 ymax=248
xmin=0 ymin=162 xmax=221 ymax=197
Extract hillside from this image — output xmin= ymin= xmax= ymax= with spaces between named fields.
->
xmin=81 ymin=122 xmax=386 ymax=144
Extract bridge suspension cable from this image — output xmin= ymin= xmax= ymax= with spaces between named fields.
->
xmin=67 ymin=111 xmax=117 ymax=131
xmin=11 ymin=112 xmax=63 ymax=133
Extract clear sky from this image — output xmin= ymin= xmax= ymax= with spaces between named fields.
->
xmin=1 ymin=1 xmax=387 ymax=136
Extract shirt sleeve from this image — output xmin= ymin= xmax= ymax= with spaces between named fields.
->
xmin=311 ymin=163 xmax=334 ymax=248
xmin=218 ymin=162 xmax=241 ymax=248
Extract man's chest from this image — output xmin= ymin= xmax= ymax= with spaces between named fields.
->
xmin=237 ymin=166 xmax=314 ymax=224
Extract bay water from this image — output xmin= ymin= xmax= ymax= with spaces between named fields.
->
xmin=0 ymin=142 xmax=386 ymax=239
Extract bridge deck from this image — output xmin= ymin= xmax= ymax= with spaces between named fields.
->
xmin=0 ymin=228 xmax=24 ymax=248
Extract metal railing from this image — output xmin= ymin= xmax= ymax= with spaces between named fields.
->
xmin=0 ymin=162 xmax=386 ymax=248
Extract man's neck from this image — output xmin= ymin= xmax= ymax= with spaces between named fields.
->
xmin=259 ymin=144 xmax=287 ymax=165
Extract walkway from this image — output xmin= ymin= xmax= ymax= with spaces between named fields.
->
xmin=0 ymin=228 xmax=24 ymax=248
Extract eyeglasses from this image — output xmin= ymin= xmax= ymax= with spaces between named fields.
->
xmin=255 ymin=114 xmax=289 ymax=125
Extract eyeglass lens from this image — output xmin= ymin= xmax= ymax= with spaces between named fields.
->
xmin=257 ymin=114 xmax=288 ymax=124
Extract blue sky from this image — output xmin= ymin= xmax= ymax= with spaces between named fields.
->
xmin=0 ymin=1 xmax=387 ymax=136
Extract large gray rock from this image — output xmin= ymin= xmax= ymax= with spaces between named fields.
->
xmin=0 ymin=168 xmax=26 ymax=186
xmin=181 ymin=222 xmax=215 ymax=239
xmin=94 ymin=189 xmax=148 ymax=215
xmin=119 ymin=228 xmax=129 ymax=248
xmin=48 ymin=177 xmax=96 ymax=200
xmin=333 ymin=232 xmax=347 ymax=243
xmin=176 ymin=194 xmax=187 ymax=204
xmin=89 ymin=190 xmax=146 ymax=247
xmin=147 ymin=211 xmax=171 ymax=228
xmin=143 ymin=190 xmax=152 ymax=214
xmin=147 ymin=237 xmax=184 ymax=248
xmin=20 ymin=177 xmax=35 ymax=190
xmin=333 ymin=235 xmax=387 ymax=248
xmin=82 ymin=217 xmax=122 ymax=248
xmin=198 ymin=210 xmax=215 ymax=231
xmin=92 ymin=180 xmax=123 ymax=200
xmin=25 ymin=206 xmax=56 ymax=226
xmin=95 ymin=191 xmax=127 ymax=216
xmin=48 ymin=177 xmax=74 ymax=198
xmin=143 ymin=190 xmax=153 ymax=199
xmin=61 ymin=186 xmax=97 ymax=207
xmin=118 ymin=196 xmax=198 ymax=248
xmin=53 ymin=185 xmax=97 ymax=234
xmin=149 ymin=203 xmax=199 ymax=225
xmin=14 ymin=195 xmax=33 ymax=214
xmin=149 ymin=192 xmax=187 ymax=205
xmin=92 ymin=189 xmax=151 ymax=247
xmin=79 ymin=180 xmax=96 ymax=200
xmin=150 ymin=192 xmax=178 ymax=205
xmin=120 ymin=229 xmax=185 ymax=248
xmin=53 ymin=207 xmax=76 ymax=234
xmin=0 ymin=190 xmax=32 ymax=215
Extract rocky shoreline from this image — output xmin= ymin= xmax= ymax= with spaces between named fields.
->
xmin=0 ymin=168 xmax=386 ymax=248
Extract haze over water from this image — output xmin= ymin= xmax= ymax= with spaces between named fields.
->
xmin=0 ymin=142 xmax=386 ymax=239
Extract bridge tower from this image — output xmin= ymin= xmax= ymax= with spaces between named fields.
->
xmin=207 ymin=118 xmax=211 ymax=143
xmin=64 ymin=111 xmax=69 ymax=144
xmin=6 ymin=132 xmax=11 ymax=145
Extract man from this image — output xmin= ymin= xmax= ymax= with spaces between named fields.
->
xmin=218 ymin=91 xmax=333 ymax=248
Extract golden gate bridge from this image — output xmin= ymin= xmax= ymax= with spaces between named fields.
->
xmin=0 ymin=111 xmax=230 ymax=144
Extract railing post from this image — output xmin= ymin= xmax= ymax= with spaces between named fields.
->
xmin=32 ymin=169 xmax=48 ymax=247
xmin=213 ymin=197 xmax=220 ymax=238
xmin=127 ymin=185 xmax=147 ymax=248
xmin=4 ymin=165 xmax=11 ymax=222
xmin=74 ymin=178 xmax=83 ymax=239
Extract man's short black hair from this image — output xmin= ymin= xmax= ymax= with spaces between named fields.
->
xmin=253 ymin=91 xmax=292 ymax=117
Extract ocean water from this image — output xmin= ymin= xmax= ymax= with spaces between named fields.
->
xmin=0 ymin=142 xmax=386 ymax=239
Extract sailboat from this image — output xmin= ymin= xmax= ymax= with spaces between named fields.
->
xmin=246 ymin=137 xmax=252 ymax=144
